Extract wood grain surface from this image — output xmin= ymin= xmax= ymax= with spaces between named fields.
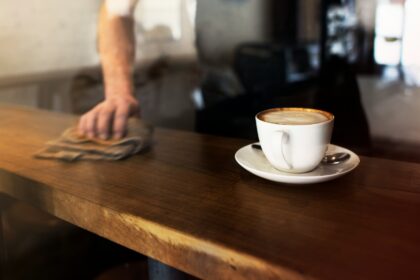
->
xmin=0 ymin=105 xmax=419 ymax=280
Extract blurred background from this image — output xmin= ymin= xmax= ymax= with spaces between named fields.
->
xmin=1 ymin=0 xmax=420 ymax=161
xmin=1 ymin=1 xmax=420 ymax=278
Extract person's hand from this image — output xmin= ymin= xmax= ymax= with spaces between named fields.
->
xmin=78 ymin=95 xmax=139 ymax=140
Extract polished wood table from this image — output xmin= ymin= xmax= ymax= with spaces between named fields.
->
xmin=0 ymin=105 xmax=419 ymax=280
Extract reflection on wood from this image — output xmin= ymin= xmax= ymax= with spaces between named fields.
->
xmin=0 ymin=194 xmax=146 ymax=279
xmin=0 ymin=105 xmax=419 ymax=279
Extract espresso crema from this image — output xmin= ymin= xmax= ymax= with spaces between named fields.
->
xmin=259 ymin=109 xmax=332 ymax=125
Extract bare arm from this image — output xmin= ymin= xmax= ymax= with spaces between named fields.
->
xmin=79 ymin=0 xmax=139 ymax=139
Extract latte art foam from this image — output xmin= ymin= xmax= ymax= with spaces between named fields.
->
xmin=260 ymin=110 xmax=330 ymax=125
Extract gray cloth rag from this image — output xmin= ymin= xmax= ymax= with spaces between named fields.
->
xmin=35 ymin=119 xmax=153 ymax=161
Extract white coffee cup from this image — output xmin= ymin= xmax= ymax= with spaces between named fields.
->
xmin=256 ymin=108 xmax=334 ymax=173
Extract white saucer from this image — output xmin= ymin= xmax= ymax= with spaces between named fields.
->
xmin=235 ymin=143 xmax=360 ymax=184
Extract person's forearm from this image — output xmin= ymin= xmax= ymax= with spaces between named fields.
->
xmin=79 ymin=1 xmax=139 ymax=139
xmin=98 ymin=3 xmax=135 ymax=98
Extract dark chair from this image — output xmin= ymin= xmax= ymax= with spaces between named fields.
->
xmin=195 ymin=43 xmax=318 ymax=140
xmin=315 ymin=55 xmax=372 ymax=153
xmin=234 ymin=43 xmax=287 ymax=96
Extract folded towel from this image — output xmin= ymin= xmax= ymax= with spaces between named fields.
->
xmin=35 ymin=119 xmax=153 ymax=161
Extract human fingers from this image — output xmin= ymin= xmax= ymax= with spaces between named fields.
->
xmin=96 ymin=105 xmax=114 ymax=139
xmin=112 ymin=105 xmax=130 ymax=139
xmin=84 ymin=110 xmax=98 ymax=139
xmin=78 ymin=115 xmax=87 ymax=136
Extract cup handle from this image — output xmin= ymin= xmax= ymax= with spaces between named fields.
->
xmin=274 ymin=130 xmax=292 ymax=170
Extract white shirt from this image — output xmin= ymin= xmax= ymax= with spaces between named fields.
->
xmin=105 ymin=0 xmax=139 ymax=17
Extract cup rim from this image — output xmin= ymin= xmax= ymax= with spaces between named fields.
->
xmin=256 ymin=107 xmax=334 ymax=126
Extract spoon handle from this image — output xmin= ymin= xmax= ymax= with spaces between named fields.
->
xmin=251 ymin=143 xmax=350 ymax=165
xmin=251 ymin=144 xmax=262 ymax=150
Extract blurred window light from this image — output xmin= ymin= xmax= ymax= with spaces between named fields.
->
xmin=374 ymin=2 xmax=404 ymax=65
xmin=402 ymin=0 xmax=420 ymax=86
xmin=402 ymin=0 xmax=420 ymax=67
xmin=374 ymin=37 xmax=402 ymax=65
xmin=375 ymin=3 xmax=404 ymax=37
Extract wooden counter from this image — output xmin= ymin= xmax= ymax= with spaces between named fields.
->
xmin=0 ymin=105 xmax=419 ymax=279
